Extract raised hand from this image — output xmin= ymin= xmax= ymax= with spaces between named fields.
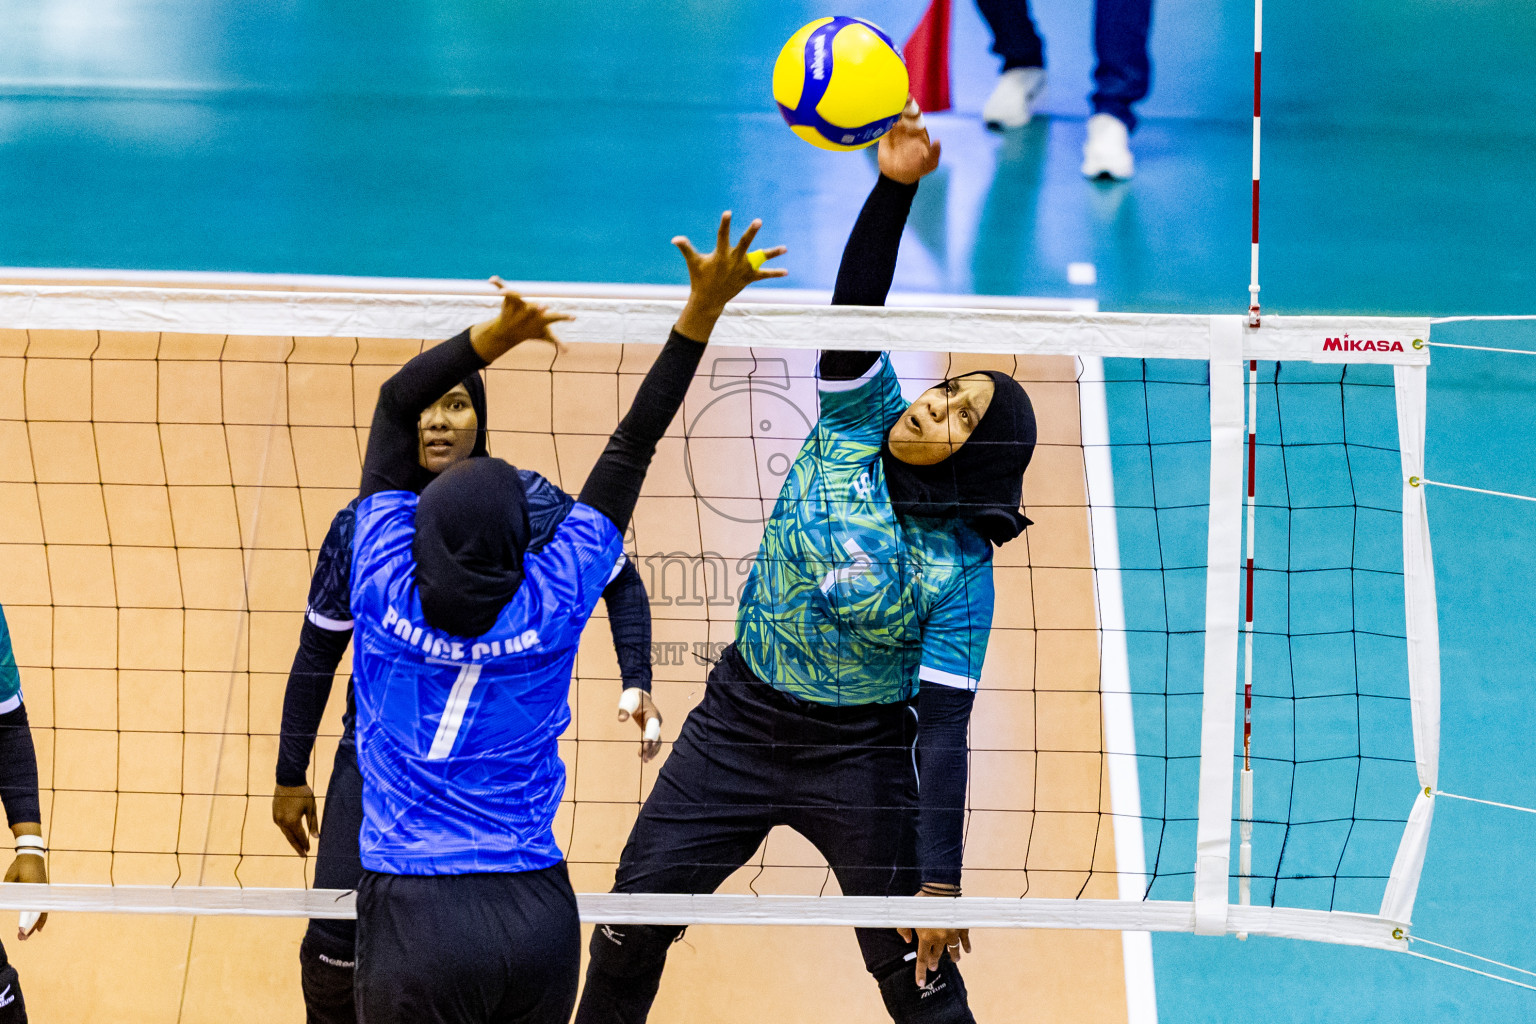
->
xmin=878 ymin=99 xmax=942 ymax=185
xmin=673 ymin=211 xmax=787 ymax=342
xmin=469 ymin=279 xmax=574 ymax=363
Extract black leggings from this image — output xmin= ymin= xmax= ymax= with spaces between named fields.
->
xmin=299 ymin=742 xmax=365 ymax=1024
xmin=0 ymin=940 xmax=27 ymax=1024
xmin=576 ymin=646 xmax=974 ymax=1024
xmin=355 ymin=864 xmax=580 ymax=1024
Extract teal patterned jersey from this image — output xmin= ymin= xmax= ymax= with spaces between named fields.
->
xmin=735 ymin=355 xmax=995 ymax=706
xmin=0 ymin=604 xmax=21 ymax=713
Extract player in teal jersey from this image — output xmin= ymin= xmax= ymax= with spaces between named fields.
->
xmin=579 ymin=106 xmax=1037 ymax=1024
xmin=733 ymin=351 xmax=997 ymax=707
xmin=0 ymin=604 xmax=50 ymax=1022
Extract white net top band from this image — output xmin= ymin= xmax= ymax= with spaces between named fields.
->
xmin=0 ymin=285 xmax=1431 ymax=364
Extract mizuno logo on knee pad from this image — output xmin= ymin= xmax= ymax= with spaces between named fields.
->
xmin=919 ymin=979 xmax=948 ymax=999
xmin=600 ymin=925 xmax=625 ymax=945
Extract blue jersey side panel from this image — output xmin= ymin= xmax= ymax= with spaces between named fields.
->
xmin=307 ymin=501 xmax=359 ymax=630
xmin=521 ymin=469 xmax=577 ymax=553
xmin=0 ymin=604 xmax=20 ymax=713
xmin=350 ymin=490 xmax=622 ymax=875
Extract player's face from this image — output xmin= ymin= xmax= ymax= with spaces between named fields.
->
xmin=417 ymin=384 xmax=479 ymax=473
xmin=886 ymin=374 xmax=996 ymax=466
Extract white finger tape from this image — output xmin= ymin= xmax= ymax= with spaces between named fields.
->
xmin=644 ymin=718 xmax=662 ymax=743
xmin=617 ymin=688 xmax=641 ymax=718
xmin=18 ymin=911 xmax=39 ymax=935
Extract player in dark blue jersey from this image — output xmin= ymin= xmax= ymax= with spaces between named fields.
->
xmin=348 ymin=216 xmax=784 ymax=1024
xmin=272 ymin=369 xmax=658 ymax=1023
xmin=0 ymin=603 xmax=50 ymax=1024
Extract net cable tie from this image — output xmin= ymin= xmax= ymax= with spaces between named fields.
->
xmin=1422 ymin=341 xmax=1536 ymax=356
xmin=1409 ymin=477 xmax=1536 ymax=503
xmin=1433 ymin=790 xmax=1536 ymax=816
xmin=1402 ymin=950 xmax=1536 ymax=993
xmin=1407 ymin=936 xmax=1536 ymax=979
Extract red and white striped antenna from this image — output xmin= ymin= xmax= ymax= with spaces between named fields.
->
xmin=1237 ymin=0 xmax=1263 ymax=940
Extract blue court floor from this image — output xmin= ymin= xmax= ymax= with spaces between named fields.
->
xmin=4 ymin=0 xmax=1536 ymax=1020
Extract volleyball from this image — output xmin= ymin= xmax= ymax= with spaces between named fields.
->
xmin=773 ymin=17 xmax=910 ymax=151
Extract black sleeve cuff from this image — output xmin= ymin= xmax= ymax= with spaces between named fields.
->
xmin=916 ymin=681 xmax=975 ymax=887
xmin=0 ymin=704 xmax=40 ymax=826
xmin=275 ymin=619 xmax=354 ymax=787
xmin=602 ymin=558 xmax=653 ymax=692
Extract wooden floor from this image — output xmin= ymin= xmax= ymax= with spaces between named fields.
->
xmin=0 ymin=329 xmax=1128 ymax=1022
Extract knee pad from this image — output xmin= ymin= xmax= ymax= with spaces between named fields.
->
xmin=0 ymin=962 xmax=27 ymax=1024
xmin=876 ymin=958 xmax=974 ymax=1024
xmin=585 ymin=923 xmax=684 ymax=980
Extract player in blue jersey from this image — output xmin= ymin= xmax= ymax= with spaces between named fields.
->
xmin=578 ymin=108 xmax=1036 ymax=1024
xmin=0 ymin=604 xmax=51 ymax=1023
xmin=347 ymin=217 xmax=785 ymax=1024
xmin=272 ymin=365 xmax=659 ymax=1023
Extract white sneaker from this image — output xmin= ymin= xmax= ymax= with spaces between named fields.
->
xmin=982 ymin=67 xmax=1047 ymax=130
xmin=1081 ymin=113 xmax=1135 ymax=179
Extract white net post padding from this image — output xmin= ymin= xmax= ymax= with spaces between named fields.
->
xmin=0 ymin=283 xmax=1438 ymax=952
xmin=1380 ymin=364 xmax=1441 ymax=926
xmin=1193 ymin=317 xmax=1246 ymax=935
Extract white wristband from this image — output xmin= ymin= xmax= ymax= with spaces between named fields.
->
xmin=14 ymin=848 xmax=44 ymax=858
xmin=14 ymin=835 xmax=45 ymax=852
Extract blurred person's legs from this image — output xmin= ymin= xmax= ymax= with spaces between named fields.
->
xmin=1083 ymin=0 xmax=1151 ymax=178
xmin=976 ymin=0 xmax=1048 ymax=129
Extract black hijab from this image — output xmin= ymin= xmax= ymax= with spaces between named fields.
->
xmin=880 ymin=370 xmax=1037 ymax=546
xmin=411 ymin=369 xmax=530 ymax=637
xmin=414 ymin=456 xmax=531 ymax=637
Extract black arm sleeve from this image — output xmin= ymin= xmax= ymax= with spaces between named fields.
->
xmin=360 ymin=330 xmax=488 ymax=499
xmin=601 ymin=558 xmax=653 ymax=693
xmin=578 ymin=329 xmax=707 ymax=530
xmin=819 ymin=174 xmax=919 ymax=382
xmin=915 ymin=681 xmax=975 ymax=888
xmin=275 ymin=620 xmax=354 ymax=787
xmin=0 ymin=704 xmax=40 ymax=826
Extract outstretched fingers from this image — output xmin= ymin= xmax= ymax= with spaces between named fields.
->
xmin=672 ymin=235 xmax=701 ymax=268
xmin=734 ymin=217 xmax=764 ymax=254
xmin=750 ymin=245 xmax=789 ymax=279
xmin=716 ymin=210 xmax=733 ymax=254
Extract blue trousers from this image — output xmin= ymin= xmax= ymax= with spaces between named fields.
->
xmin=975 ymin=0 xmax=1153 ymax=130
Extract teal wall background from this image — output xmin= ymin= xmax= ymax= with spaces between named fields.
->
xmin=4 ymin=0 xmax=1536 ymax=314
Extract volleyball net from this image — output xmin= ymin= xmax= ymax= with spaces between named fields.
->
xmin=0 ymin=282 xmax=1438 ymax=952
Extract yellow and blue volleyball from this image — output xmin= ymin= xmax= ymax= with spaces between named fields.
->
xmin=773 ymin=17 xmax=909 ymax=152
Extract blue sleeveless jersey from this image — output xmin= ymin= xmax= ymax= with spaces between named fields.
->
xmin=350 ymin=490 xmax=624 ymax=875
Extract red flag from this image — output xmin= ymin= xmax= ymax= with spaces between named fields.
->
xmin=902 ymin=0 xmax=952 ymax=114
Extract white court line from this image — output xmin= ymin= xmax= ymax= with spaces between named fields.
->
xmin=1080 ymin=356 xmax=1158 ymax=1024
